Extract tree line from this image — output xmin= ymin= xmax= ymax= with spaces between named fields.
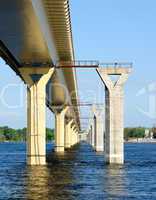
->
xmin=0 ymin=126 xmax=54 ymax=142
xmin=124 ymin=127 xmax=145 ymax=139
xmin=0 ymin=126 xmax=154 ymax=142
xmin=124 ymin=127 xmax=153 ymax=140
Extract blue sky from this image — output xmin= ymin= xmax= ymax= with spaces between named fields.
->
xmin=0 ymin=0 xmax=156 ymax=128
xmin=70 ymin=0 xmax=156 ymax=128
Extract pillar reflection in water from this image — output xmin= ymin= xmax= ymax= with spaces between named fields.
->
xmin=104 ymin=166 xmax=128 ymax=199
xmin=26 ymin=151 xmax=76 ymax=200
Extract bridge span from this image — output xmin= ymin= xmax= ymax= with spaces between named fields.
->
xmin=0 ymin=0 xmax=80 ymax=165
xmin=0 ymin=0 xmax=132 ymax=165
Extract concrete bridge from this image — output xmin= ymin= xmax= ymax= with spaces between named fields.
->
xmin=0 ymin=0 xmax=132 ymax=165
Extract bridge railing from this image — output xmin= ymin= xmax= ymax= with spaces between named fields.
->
xmin=99 ymin=62 xmax=133 ymax=69
xmin=55 ymin=61 xmax=133 ymax=69
xmin=55 ymin=60 xmax=99 ymax=68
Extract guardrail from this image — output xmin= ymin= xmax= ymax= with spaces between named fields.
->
xmin=55 ymin=61 xmax=133 ymax=69
xmin=99 ymin=62 xmax=133 ymax=68
xmin=55 ymin=60 xmax=99 ymax=68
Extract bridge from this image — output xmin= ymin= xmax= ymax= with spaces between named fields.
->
xmin=0 ymin=0 xmax=132 ymax=165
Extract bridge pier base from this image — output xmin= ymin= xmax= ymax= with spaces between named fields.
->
xmin=20 ymin=67 xmax=54 ymax=165
xmin=97 ymin=67 xmax=131 ymax=164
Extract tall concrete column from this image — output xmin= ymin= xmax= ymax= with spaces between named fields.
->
xmin=19 ymin=67 xmax=54 ymax=165
xmin=89 ymin=128 xmax=92 ymax=145
xmin=77 ymin=132 xmax=79 ymax=143
xmin=70 ymin=126 xmax=74 ymax=146
xmin=90 ymin=124 xmax=95 ymax=149
xmin=74 ymin=131 xmax=78 ymax=144
xmin=71 ymin=126 xmax=76 ymax=146
xmin=97 ymin=67 xmax=132 ymax=164
xmin=92 ymin=106 xmax=105 ymax=152
xmin=94 ymin=115 xmax=104 ymax=152
xmin=65 ymin=119 xmax=73 ymax=148
xmin=87 ymin=130 xmax=91 ymax=144
xmin=89 ymin=130 xmax=92 ymax=145
xmin=55 ymin=107 xmax=68 ymax=152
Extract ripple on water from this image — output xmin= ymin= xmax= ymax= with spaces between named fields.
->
xmin=0 ymin=142 xmax=156 ymax=199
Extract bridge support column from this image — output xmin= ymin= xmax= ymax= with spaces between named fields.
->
xmin=87 ymin=130 xmax=91 ymax=144
xmin=94 ymin=115 xmax=104 ymax=152
xmin=19 ymin=67 xmax=54 ymax=165
xmin=88 ymin=128 xmax=92 ymax=145
xmin=97 ymin=67 xmax=131 ymax=164
xmin=65 ymin=119 xmax=73 ymax=148
xmin=90 ymin=124 xmax=95 ymax=149
xmin=76 ymin=132 xmax=79 ymax=143
xmin=74 ymin=131 xmax=78 ymax=144
xmin=71 ymin=126 xmax=76 ymax=146
xmin=55 ymin=107 xmax=68 ymax=152
xmin=71 ymin=127 xmax=74 ymax=146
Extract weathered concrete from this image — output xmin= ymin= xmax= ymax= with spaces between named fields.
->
xmin=87 ymin=129 xmax=91 ymax=145
xmin=75 ymin=131 xmax=79 ymax=144
xmin=92 ymin=106 xmax=105 ymax=152
xmin=70 ymin=126 xmax=78 ymax=146
xmin=97 ymin=67 xmax=132 ymax=164
xmin=55 ymin=107 xmax=69 ymax=152
xmin=20 ymin=67 xmax=54 ymax=165
xmin=88 ymin=105 xmax=105 ymax=152
xmin=71 ymin=126 xmax=75 ymax=146
xmin=73 ymin=129 xmax=77 ymax=146
xmin=65 ymin=119 xmax=73 ymax=148
xmin=90 ymin=124 xmax=95 ymax=149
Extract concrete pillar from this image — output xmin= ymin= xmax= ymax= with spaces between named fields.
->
xmin=94 ymin=115 xmax=104 ymax=152
xmin=19 ymin=67 xmax=54 ymax=165
xmin=70 ymin=126 xmax=74 ymax=146
xmin=77 ymin=132 xmax=80 ymax=143
xmin=55 ymin=107 xmax=68 ymax=152
xmin=87 ymin=131 xmax=90 ymax=144
xmin=75 ymin=131 xmax=78 ymax=144
xmin=89 ymin=129 xmax=92 ymax=145
xmin=90 ymin=125 xmax=95 ymax=148
xmin=71 ymin=126 xmax=76 ymax=146
xmin=92 ymin=106 xmax=105 ymax=152
xmin=65 ymin=119 xmax=73 ymax=148
xmin=97 ymin=67 xmax=132 ymax=164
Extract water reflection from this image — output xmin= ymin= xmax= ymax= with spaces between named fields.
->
xmin=104 ymin=165 xmax=128 ymax=199
xmin=1 ymin=142 xmax=156 ymax=199
xmin=26 ymin=148 xmax=77 ymax=200
xmin=26 ymin=166 xmax=50 ymax=200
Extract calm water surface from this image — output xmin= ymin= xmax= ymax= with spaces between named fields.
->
xmin=0 ymin=142 xmax=156 ymax=200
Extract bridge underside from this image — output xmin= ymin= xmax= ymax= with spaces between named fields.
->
xmin=0 ymin=0 xmax=132 ymax=166
xmin=0 ymin=0 xmax=80 ymax=165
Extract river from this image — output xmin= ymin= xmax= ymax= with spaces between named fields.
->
xmin=0 ymin=142 xmax=156 ymax=199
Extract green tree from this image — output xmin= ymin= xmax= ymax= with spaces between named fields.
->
xmin=46 ymin=128 xmax=54 ymax=141
xmin=124 ymin=127 xmax=145 ymax=139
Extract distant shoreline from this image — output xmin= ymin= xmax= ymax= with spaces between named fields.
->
xmin=125 ymin=138 xmax=156 ymax=143
xmin=0 ymin=140 xmax=156 ymax=144
xmin=0 ymin=141 xmax=54 ymax=143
